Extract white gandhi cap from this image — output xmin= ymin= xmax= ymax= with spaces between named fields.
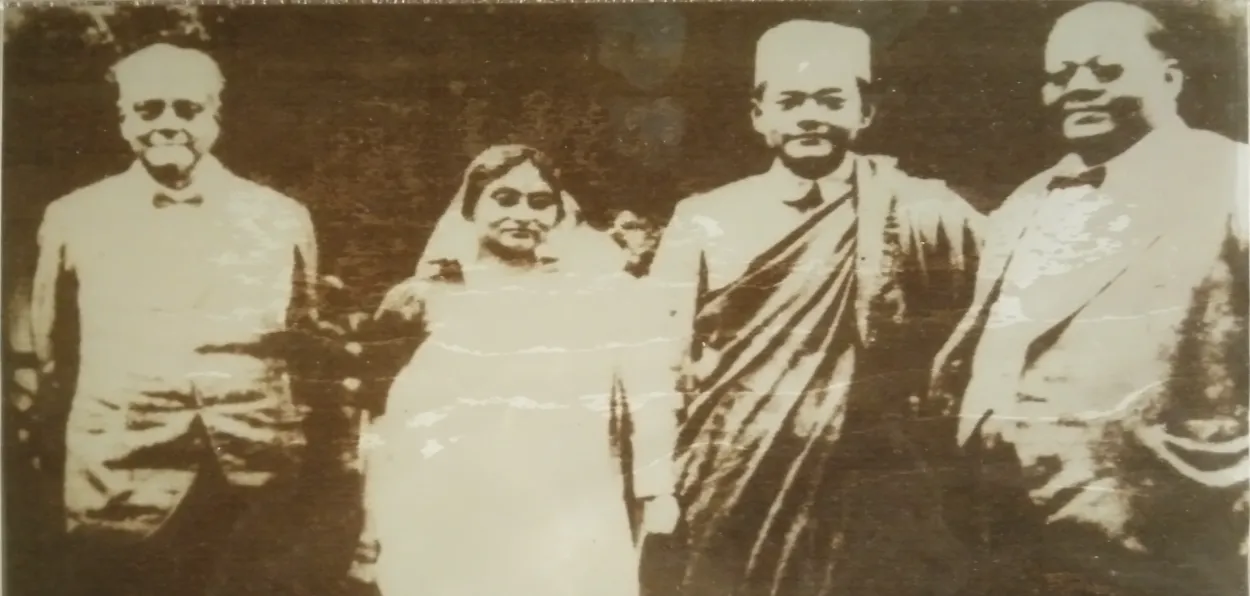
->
xmin=755 ymin=19 xmax=872 ymax=87
xmin=111 ymin=43 xmax=224 ymax=105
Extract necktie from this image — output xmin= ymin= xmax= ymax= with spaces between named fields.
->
xmin=787 ymin=183 xmax=823 ymax=212
xmin=154 ymin=192 xmax=204 ymax=208
xmin=1047 ymin=165 xmax=1107 ymax=191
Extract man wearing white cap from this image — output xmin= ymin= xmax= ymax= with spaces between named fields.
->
xmin=30 ymin=43 xmax=323 ymax=594
xmin=929 ymin=3 xmax=1248 ymax=594
xmin=642 ymin=18 xmax=982 ymax=596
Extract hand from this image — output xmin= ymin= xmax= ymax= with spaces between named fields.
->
xmin=376 ymin=278 xmax=426 ymax=323
xmin=641 ymin=495 xmax=680 ymax=535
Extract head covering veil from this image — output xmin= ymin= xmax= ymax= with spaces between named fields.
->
xmin=414 ymin=145 xmax=626 ymax=280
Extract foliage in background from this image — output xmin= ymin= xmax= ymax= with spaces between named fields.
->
xmin=4 ymin=5 xmax=226 ymax=53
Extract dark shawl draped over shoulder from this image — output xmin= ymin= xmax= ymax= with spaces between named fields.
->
xmin=650 ymin=155 xmax=982 ymax=596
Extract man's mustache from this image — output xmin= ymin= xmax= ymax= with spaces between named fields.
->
xmin=1060 ymin=104 xmax=1113 ymax=121
xmin=782 ymin=129 xmax=848 ymax=144
xmin=139 ymin=132 xmax=193 ymax=146
xmin=1054 ymin=94 xmax=1141 ymax=121
xmin=500 ymin=225 xmax=540 ymax=235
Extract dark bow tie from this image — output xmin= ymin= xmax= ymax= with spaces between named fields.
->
xmin=154 ymin=192 xmax=204 ymax=208
xmin=1047 ymin=165 xmax=1107 ymax=191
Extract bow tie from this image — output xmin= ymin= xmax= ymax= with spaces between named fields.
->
xmin=154 ymin=192 xmax=204 ymax=208
xmin=1047 ymin=165 xmax=1107 ymax=191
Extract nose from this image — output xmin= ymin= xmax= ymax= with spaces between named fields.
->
xmin=151 ymin=104 xmax=188 ymax=128
xmin=794 ymin=99 xmax=832 ymax=130
xmin=1066 ymin=66 xmax=1105 ymax=97
xmin=507 ymin=203 xmax=543 ymax=224
xmin=797 ymin=118 xmax=826 ymax=132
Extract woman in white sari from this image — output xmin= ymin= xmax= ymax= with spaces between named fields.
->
xmin=355 ymin=144 xmax=680 ymax=596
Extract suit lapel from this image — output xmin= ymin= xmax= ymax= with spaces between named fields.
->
xmin=1012 ymin=150 xmax=1179 ymax=335
xmin=930 ymin=188 xmax=1043 ymax=377
xmin=972 ymin=190 xmax=1043 ymax=311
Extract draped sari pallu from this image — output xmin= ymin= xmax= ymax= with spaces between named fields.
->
xmin=660 ymin=155 xmax=982 ymax=596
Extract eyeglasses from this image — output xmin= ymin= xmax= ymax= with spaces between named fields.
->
xmin=1045 ymin=60 xmax=1125 ymax=87
xmin=130 ymin=98 xmax=207 ymax=121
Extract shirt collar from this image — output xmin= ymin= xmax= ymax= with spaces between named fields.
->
xmin=124 ymin=155 xmax=233 ymax=206
xmin=763 ymin=152 xmax=857 ymax=207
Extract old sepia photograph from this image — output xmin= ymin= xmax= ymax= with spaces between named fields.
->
xmin=2 ymin=1 xmax=1247 ymax=595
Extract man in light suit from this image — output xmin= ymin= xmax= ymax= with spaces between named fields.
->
xmin=30 ymin=43 xmax=327 ymax=595
xmin=929 ymin=3 xmax=1248 ymax=595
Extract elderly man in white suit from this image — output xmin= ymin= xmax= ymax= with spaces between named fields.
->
xmin=929 ymin=4 xmax=1248 ymax=595
xmin=643 ymin=18 xmax=982 ymax=596
xmin=30 ymin=43 xmax=323 ymax=595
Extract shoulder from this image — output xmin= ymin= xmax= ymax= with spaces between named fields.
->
xmin=865 ymin=156 xmax=984 ymax=232
xmin=1167 ymin=130 xmax=1246 ymax=232
xmin=674 ymin=174 xmax=767 ymax=217
xmin=42 ymin=172 xmax=129 ymax=231
xmin=234 ymin=176 xmax=309 ymax=218
xmin=555 ymin=226 xmax=627 ymax=272
xmin=1185 ymin=127 xmax=1242 ymax=159
xmin=224 ymin=174 xmax=315 ymax=236
xmin=1194 ymin=130 xmax=1246 ymax=184
xmin=1220 ymin=138 xmax=1249 ymax=246
xmin=864 ymin=155 xmax=966 ymax=206
xmin=665 ymin=174 xmax=768 ymax=238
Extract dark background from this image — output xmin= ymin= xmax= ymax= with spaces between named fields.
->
xmin=4 ymin=1 xmax=1246 ymax=302
xmin=2 ymin=2 xmax=1246 ymax=593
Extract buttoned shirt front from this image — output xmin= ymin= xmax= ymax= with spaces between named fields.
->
xmin=48 ymin=157 xmax=314 ymax=397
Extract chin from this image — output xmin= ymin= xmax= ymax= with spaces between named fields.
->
xmin=779 ymin=150 xmax=846 ymax=179
xmin=494 ymin=239 xmax=539 ymax=256
xmin=782 ymin=143 xmax=835 ymax=161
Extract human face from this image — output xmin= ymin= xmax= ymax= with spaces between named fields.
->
xmin=612 ymin=210 xmax=654 ymax=256
xmin=472 ymin=161 xmax=562 ymax=258
xmin=752 ymin=67 xmax=870 ymax=177
xmin=1043 ymin=10 xmax=1180 ymax=144
xmin=118 ymin=81 xmax=220 ymax=179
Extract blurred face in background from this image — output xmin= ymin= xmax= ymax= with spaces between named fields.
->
xmin=470 ymin=160 xmax=563 ymax=259
xmin=1043 ymin=4 xmax=1181 ymax=151
xmin=611 ymin=210 xmax=657 ymax=258
xmin=752 ymin=67 xmax=872 ymax=179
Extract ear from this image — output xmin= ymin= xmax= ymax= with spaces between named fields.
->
xmin=1162 ymin=59 xmax=1184 ymax=99
xmin=750 ymin=98 xmax=768 ymax=137
xmin=860 ymin=101 xmax=877 ymax=129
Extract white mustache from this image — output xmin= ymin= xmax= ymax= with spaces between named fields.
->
xmin=141 ymin=132 xmax=192 ymax=145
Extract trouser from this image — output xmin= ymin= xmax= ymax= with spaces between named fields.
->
xmin=953 ymin=437 xmax=1249 ymax=596
xmin=58 ymin=440 xmax=320 ymax=596
xmin=60 ymin=445 xmax=242 ymax=596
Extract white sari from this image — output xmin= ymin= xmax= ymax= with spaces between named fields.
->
xmin=358 ymin=163 xmax=673 ymax=596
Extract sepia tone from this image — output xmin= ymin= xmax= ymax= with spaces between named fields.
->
xmin=2 ymin=2 xmax=1247 ymax=596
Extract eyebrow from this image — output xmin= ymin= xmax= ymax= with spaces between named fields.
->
xmin=1046 ymin=56 xmax=1121 ymax=72
xmin=779 ymin=88 xmax=846 ymax=97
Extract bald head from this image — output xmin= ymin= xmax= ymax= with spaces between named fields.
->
xmin=1043 ymin=2 xmax=1184 ymax=148
xmin=110 ymin=44 xmax=225 ymax=184
xmin=111 ymin=43 xmax=224 ymax=107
